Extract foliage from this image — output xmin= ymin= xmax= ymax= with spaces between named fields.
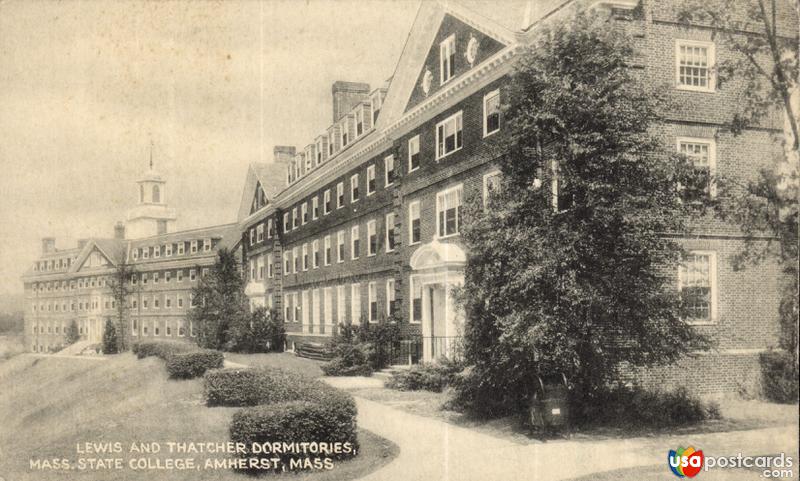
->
xmin=321 ymin=357 xmax=374 ymax=377
xmin=229 ymin=398 xmax=358 ymax=471
xmin=570 ymin=385 xmax=721 ymax=429
xmin=101 ymin=319 xmax=119 ymax=354
xmin=108 ymin=262 xmax=136 ymax=352
xmin=187 ymin=248 xmax=250 ymax=351
xmin=455 ymin=10 xmax=712 ymax=418
xmin=204 ymin=367 xmax=320 ymax=407
xmin=133 ymin=339 xmax=196 ymax=360
xmin=325 ymin=320 xmax=402 ymax=373
xmin=759 ymin=349 xmax=799 ymax=403
xmin=228 ymin=307 xmax=285 ymax=353
xmin=385 ymin=359 xmax=464 ymax=392
xmin=165 ymin=350 xmax=224 ymax=379
xmin=64 ymin=320 xmax=80 ymax=345
xmin=0 ymin=311 xmax=24 ymax=334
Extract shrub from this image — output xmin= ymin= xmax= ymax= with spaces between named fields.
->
xmin=134 ymin=340 xmax=196 ymax=360
xmin=64 ymin=320 xmax=80 ymax=345
xmin=571 ymin=385 xmax=721 ymax=429
xmin=229 ymin=307 xmax=286 ymax=353
xmin=386 ymin=359 xmax=464 ymax=392
xmin=165 ymin=350 xmax=224 ymax=379
xmin=760 ymin=350 xmax=799 ymax=403
xmin=321 ymin=358 xmax=373 ymax=377
xmin=102 ymin=319 xmax=118 ymax=354
xmin=204 ymin=367 xmax=334 ymax=407
xmin=229 ymin=397 xmax=358 ymax=471
xmin=321 ymin=343 xmax=372 ymax=377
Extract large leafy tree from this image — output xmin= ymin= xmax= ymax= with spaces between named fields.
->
xmin=108 ymin=262 xmax=136 ymax=352
xmin=456 ymin=10 xmax=711 ymax=416
xmin=188 ymin=248 xmax=249 ymax=350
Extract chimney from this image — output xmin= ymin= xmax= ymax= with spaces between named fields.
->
xmin=114 ymin=222 xmax=126 ymax=240
xmin=332 ymin=81 xmax=370 ymax=123
xmin=41 ymin=237 xmax=56 ymax=254
xmin=77 ymin=239 xmax=88 ymax=250
xmin=273 ymin=146 xmax=296 ymax=165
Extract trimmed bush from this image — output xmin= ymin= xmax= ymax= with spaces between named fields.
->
xmin=204 ymin=367 xmax=340 ymax=407
xmin=386 ymin=360 xmax=463 ymax=392
xmin=166 ymin=350 xmax=224 ymax=379
xmin=320 ymin=343 xmax=372 ymax=377
xmin=760 ymin=350 xmax=799 ymax=403
xmin=230 ymin=397 xmax=358 ymax=471
xmin=321 ymin=359 xmax=373 ymax=377
xmin=133 ymin=340 xmax=195 ymax=360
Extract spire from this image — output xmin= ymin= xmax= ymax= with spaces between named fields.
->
xmin=149 ymin=139 xmax=154 ymax=170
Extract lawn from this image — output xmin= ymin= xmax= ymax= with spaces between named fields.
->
xmin=223 ymin=351 xmax=323 ymax=378
xmin=0 ymin=353 xmax=395 ymax=481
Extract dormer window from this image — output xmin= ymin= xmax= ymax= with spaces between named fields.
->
xmin=341 ymin=121 xmax=349 ymax=147
xmin=316 ymin=138 xmax=324 ymax=164
xmin=440 ymin=34 xmax=455 ymax=84
xmin=328 ymin=131 xmax=335 ymax=156
xmin=190 ymin=240 xmax=198 ymax=254
xmin=356 ymin=108 xmax=364 ymax=137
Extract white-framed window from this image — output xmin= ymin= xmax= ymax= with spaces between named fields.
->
xmin=292 ymin=207 xmax=298 ymax=229
xmin=337 ymin=230 xmax=345 ymax=263
xmin=368 ymin=282 xmax=377 ymax=323
xmin=153 ymin=271 xmax=160 ymax=283
xmin=284 ymin=251 xmax=291 ymax=275
xmin=203 ymin=238 xmax=211 ymax=252
xmin=408 ymin=135 xmax=420 ymax=172
xmin=143 ymin=248 xmax=150 ymax=259
xmin=328 ymin=131 xmax=335 ymax=156
xmin=351 ymin=225 xmax=360 ymax=259
xmin=483 ymin=170 xmax=502 ymax=207
xmin=177 ymin=269 xmax=183 ymax=282
xmin=483 ymin=89 xmax=500 ymax=136
xmin=132 ymin=249 xmax=139 ymax=260
xmin=678 ymin=251 xmax=718 ymax=324
xmin=165 ymin=243 xmax=172 ymax=257
xmin=165 ymin=270 xmax=172 ymax=283
xmin=351 ymin=283 xmax=361 ymax=324
xmin=302 ymin=243 xmax=309 ymax=271
xmin=267 ymin=253 xmax=274 ymax=278
xmin=190 ymin=269 xmax=197 ymax=281
xmin=337 ymin=182 xmax=345 ymax=208
xmin=355 ymin=107 xmax=364 ymax=137
xmin=301 ymin=202 xmax=308 ymax=225
xmin=256 ymin=224 xmax=264 ymax=242
xmin=440 ymin=34 xmax=455 ymax=84
xmin=341 ymin=119 xmax=349 ymax=147
xmin=350 ymin=174 xmax=359 ymax=202
xmin=409 ymin=200 xmax=421 ymax=245
xmin=178 ymin=296 xmax=184 ymax=309
xmin=249 ymin=229 xmax=255 ymax=246
xmin=324 ymin=235 xmax=332 ymax=266
xmin=367 ymin=219 xmax=377 ymax=256
xmin=177 ymin=242 xmax=185 ymax=255
xmin=675 ymin=40 xmax=715 ymax=92
xmin=324 ymin=189 xmax=332 ymax=214
xmin=312 ymin=239 xmax=320 ymax=269
xmin=386 ymin=278 xmax=396 ymax=318
xmin=436 ymin=184 xmax=463 ymax=238
xmin=154 ymin=246 xmax=161 ymax=258
xmin=191 ymin=240 xmax=198 ymax=253
xmin=436 ymin=111 xmax=463 ymax=159
xmin=385 ymin=212 xmax=396 ymax=252
xmin=312 ymin=196 xmax=319 ymax=220
xmin=257 ymin=255 xmax=265 ymax=280
xmin=267 ymin=218 xmax=274 ymax=238
xmin=337 ymin=285 xmax=346 ymax=324
xmin=293 ymin=246 xmax=300 ymax=273
xmin=283 ymin=212 xmax=290 ymax=233
xmin=677 ymin=137 xmax=717 ymax=197
xmin=385 ymin=154 xmax=395 ymax=186
xmin=367 ymin=165 xmax=376 ymax=195
xmin=166 ymin=297 xmax=172 ymax=309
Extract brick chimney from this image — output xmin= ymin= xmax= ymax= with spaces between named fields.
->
xmin=41 ymin=237 xmax=55 ymax=254
xmin=114 ymin=222 xmax=125 ymax=240
xmin=273 ymin=146 xmax=296 ymax=165
xmin=332 ymin=81 xmax=370 ymax=123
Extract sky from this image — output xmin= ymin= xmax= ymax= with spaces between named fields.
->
xmin=0 ymin=0 xmax=420 ymax=306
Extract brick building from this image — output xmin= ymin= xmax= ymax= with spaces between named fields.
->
xmin=237 ymin=0 xmax=794 ymax=392
xmin=22 ymin=164 xmax=238 ymax=352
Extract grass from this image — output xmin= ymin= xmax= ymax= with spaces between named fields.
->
xmin=0 ymin=353 xmax=395 ymax=481
xmin=0 ymin=333 xmax=24 ymax=360
xmin=223 ymin=352 xmax=323 ymax=378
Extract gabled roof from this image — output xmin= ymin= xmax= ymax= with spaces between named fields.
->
xmin=70 ymin=238 xmax=127 ymax=273
xmin=237 ymin=162 xmax=286 ymax=222
xmin=127 ymin=223 xmax=239 ymax=251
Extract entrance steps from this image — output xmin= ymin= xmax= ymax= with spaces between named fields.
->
xmin=294 ymin=342 xmax=333 ymax=361
xmin=56 ymin=340 xmax=95 ymax=356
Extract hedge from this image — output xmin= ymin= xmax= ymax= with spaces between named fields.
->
xmin=320 ymin=358 xmax=373 ymax=377
xmin=132 ymin=340 xmax=196 ymax=360
xmin=166 ymin=350 xmax=224 ymax=379
xmin=229 ymin=399 xmax=358 ymax=471
xmin=204 ymin=367 xmax=339 ymax=407
xmin=385 ymin=362 xmax=462 ymax=392
xmin=760 ymin=350 xmax=799 ymax=403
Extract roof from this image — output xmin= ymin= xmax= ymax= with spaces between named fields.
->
xmin=127 ymin=222 xmax=239 ymax=250
xmin=451 ymin=0 xmax=571 ymax=31
xmin=237 ymin=162 xmax=287 ymax=222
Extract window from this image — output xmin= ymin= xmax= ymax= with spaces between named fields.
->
xmin=177 ymin=269 xmax=183 ymax=282
xmin=341 ymin=120 xmax=349 ymax=147
xmin=337 ymin=230 xmax=345 ymax=263
xmin=154 ymin=246 xmax=161 ymax=258
xmin=411 ymin=276 xmax=422 ymax=323
xmin=676 ymin=40 xmax=715 ymax=92
xmin=293 ymin=246 xmax=299 ymax=273
xmin=436 ymin=185 xmax=463 ymax=238
xmin=301 ymin=202 xmax=308 ymax=224
xmin=154 ymin=297 xmax=160 ymax=309
xmin=165 ymin=243 xmax=172 ymax=256
xmin=142 ymin=273 xmax=148 ymax=284
xmin=284 ymin=251 xmax=291 ymax=275
xmin=143 ymin=248 xmax=149 ymax=259
xmin=316 ymin=138 xmax=324 ymax=164
xmin=324 ymin=189 xmax=331 ymax=214
xmin=436 ymin=111 xmax=463 ymax=159
xmin=324 ymin=235 xmax=332 ymax=266
xmin=351 ymin=226 xmax=360 ymax=259
xmin=256 ymin=224 xmax=264 ymax=242
xmin=409 ymin=201 xmax=421 ymax=244
xmin=312 ymin=239 xmax=320 ymax=269
xmin=367 ymin=219 xmax=378 ymax=256
xmin=267 ymin=219 xmax=274 ymax=238
xmin=177 ymin=242 xmax=185 ymax=255
xmin=350 ymin=174 xmax=359 ymax=202
xmin=483 ymin=170 xmax=502 ymax=206
xmin=356 ymin=108 xmax=364 ymax=136
xmin=292 ymin=207 xmax=298 ymax=229
xmin=483 ymin=89 xmax=500 ymax=136
xmin=153 ymin=271 xmax=160 ymax=283
xmin=440 ymin=34 xmax=455 ymax=84
xmin=385 ymin=155 xmax=395 ymax=186
xmin=283 ymin=212 xmax=290 ymax=233
xmin=328 ymin=131 xmax=335 ymax=156
xmin=677 ymin=138 xmax=717 ymax=197
xmin=337 ymin=182 xmax=345 ymax=208
xmin=351 ymin=283 xmax=361 ymax=324
xmin=408 ymin=135 xmax=420 ymax=172
xmin=367 ymin=165 xmax=376 ymax=195
xmin=166 ymin=297 xmax=172 ymax=308
xmin=190 ymin=269 xmax=196 ymax=281
xmin=678 ymin=251 xmax=717 ymax=324
xmin=203 ymin=239 xmax=211 ymax=252
xmin=302 ymin=243 xmax=308 ymax=271
xmin=257 ymin=255 xmax=265 ymax=280
xmin=386 ymin=213 xmax=396 ymax=252
xmin=386 ymin=278 xmax=396 ymax=317
xmin=165 ymin=270 xmax=171 ymax=283
xmin=191 ymin=240 xmax=198 ymax=253
xmin=368 ymin=282 xmax=377 ymax=323
xmin=267 ymin=253 xmax=274 ymax=278
xmin=337 ymin=285 xmax=346 ymax=324
xmin=178 ymin=297 xmax=183 ymax=308
xmin=312 ymin=196 xmax=319 ymax=220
